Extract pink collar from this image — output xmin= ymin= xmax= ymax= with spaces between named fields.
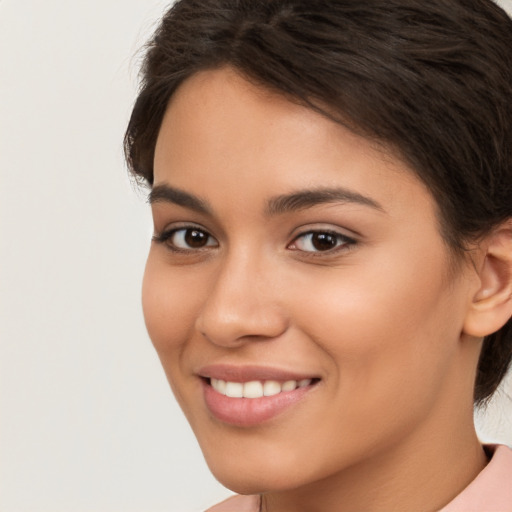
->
xmin=440 ymin=444 xmax=512 ymax=511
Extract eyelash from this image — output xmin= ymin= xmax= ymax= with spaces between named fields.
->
xmin=288 ymin=230 xmax=356 ymax=255
xmin=152 ymin=226 xmax=218 ymax=253
xmin=152 ymin=226 xmax=357 ymax=255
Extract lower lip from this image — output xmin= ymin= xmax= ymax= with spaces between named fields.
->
xmin=202 ymin=380 xmax=316 ymax=427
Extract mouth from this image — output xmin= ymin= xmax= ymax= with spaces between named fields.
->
xmin=207 ymin=377 xmax=316 ymax=398
xmin=199 ymin=367 xmax=320 ymax=427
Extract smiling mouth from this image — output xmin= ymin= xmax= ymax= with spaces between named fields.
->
xmin=201 ymin=376 xmax=320 ymax=426
xmin=198 ymin=364 xmax=321 ymax=426
xmin=208 ymin=377 xmax=317 ymax=398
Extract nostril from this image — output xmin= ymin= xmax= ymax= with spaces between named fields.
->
xmin=195 ymin=293 xmax=289 ymax=347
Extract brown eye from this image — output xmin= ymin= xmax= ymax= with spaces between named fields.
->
xmin=290 ymin=231 xmax=355 ymax=253
xmin=165 ymin=228 xmax=218 ymax=250
xmin=310 ymin=233 xmax=338 ymax=251
xmin=184 ymin=229 xmax=210 ymax=248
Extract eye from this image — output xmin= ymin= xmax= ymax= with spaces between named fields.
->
xmin=153 ymin=227 xmax=218 ymax=251
xmin=289 ymin=231 xmax=355 ymax=253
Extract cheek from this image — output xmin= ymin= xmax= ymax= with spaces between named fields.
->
xmin=295 ymin=253 xmax=449 ymax=351
xmin=141 ymin=254 xmax=200 ymax=359
xmin=291 ymin=245 xmax=463 ymax=418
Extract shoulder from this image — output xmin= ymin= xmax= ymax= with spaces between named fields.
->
xmin=205 ymin=494 xmax=260 ymax=512
xmin=440 ymin=444 xmax=512 ymax=512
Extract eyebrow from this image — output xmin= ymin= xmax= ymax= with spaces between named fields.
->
xmin=148 ymin=184 xmax=212 ymax=215
xmin=148 ymin=184 xmax=384 ymax=216
xmin=265 ymin=187 xmax=385 ymax=216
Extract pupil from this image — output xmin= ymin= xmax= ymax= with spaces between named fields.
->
xmin=185 ymin=229 xmax=208 ymax=248
xmin=312 ymin=233 xmax=337 ymax=251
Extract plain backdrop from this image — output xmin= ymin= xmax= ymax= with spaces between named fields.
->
xmin=1 ymin=1 xmax=511 ymax=511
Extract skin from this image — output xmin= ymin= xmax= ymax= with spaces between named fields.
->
xmin=144 ymin=67 xmax=490 ymax=512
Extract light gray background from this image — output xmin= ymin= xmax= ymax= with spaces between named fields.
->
xmin=1 ymin=1 xmax=511 ymax=511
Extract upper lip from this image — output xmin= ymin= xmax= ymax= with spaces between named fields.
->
xmin=198 ymin=364 xmax=319 ymax=383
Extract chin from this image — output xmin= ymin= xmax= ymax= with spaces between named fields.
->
xmin=208 ymin=466 xmax=292 ymax=496
xmin=200 ymin=439 xmax=324 ymax=495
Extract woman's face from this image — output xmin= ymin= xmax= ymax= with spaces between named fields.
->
xmin=144 ymin=68 xmax=478 ymax=493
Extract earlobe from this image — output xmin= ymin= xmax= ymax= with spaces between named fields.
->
xmin=463 ymin=220 xmax=512 ymax=338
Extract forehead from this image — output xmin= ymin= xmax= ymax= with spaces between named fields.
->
xmin=154 ymin=67 xmax=434 ymax=221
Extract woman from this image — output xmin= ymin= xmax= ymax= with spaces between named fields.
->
xmin=125 ymin=1 xmax=512 ymax=510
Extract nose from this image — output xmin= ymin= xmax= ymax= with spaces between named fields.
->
xmin=195 ymin=252 xmax=288 ymax=347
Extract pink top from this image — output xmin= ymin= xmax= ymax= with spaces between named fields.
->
xmin=206 ymin=445 xmax=512 ymax=512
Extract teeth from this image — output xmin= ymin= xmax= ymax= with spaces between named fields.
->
xmin=263 ymin=380 xmax=282 ymax=396
xmin=243 ymin=380 xmax=264 ymax=398
xmin=225 ymin=381 xmax=243 ymax=398
xmin=209 ymin=378 xmax=313 ymax=398
xmin=211 ymin=378 xmax=226 ymax=394
xmin=282 ymin=380 xmax=298 ymax=392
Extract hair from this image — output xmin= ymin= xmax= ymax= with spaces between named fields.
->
xmin=124 ymin=0 xmax=512 ymax=405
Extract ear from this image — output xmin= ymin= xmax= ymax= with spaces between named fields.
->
xmin=463 ymin=220 xmax=512 ymax=338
